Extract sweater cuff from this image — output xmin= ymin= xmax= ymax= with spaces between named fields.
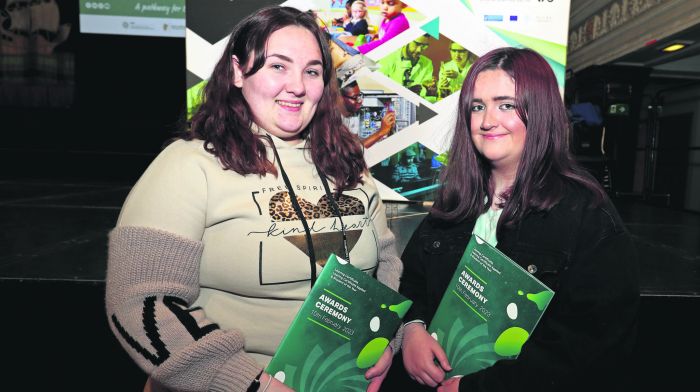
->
xmin=375 ymin=223 xmax=403 ymax=292
xmin=210 ymin=352 xmax=263 ymax=392
xmin=388 ymin=323 xmax=404 ymax=355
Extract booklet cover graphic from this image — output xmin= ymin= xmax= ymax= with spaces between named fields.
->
xmin=267 ymin=253 xmax=412 ymax=391
xmin=429 ymin=234 xmax=554 ymax=377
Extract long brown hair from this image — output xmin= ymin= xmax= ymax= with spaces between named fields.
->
xmin=433 ymin=47 xmax=604 ymax=227
xmin=186 ymin=6 xmax=366 ymax=191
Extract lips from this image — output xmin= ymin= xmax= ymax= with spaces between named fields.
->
xmin=482 ymin=133 xmax=507 ymax=140
xmin=277 ymin=100 xmax=302 ymax=110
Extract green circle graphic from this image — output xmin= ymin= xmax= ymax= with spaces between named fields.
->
xmin=494 ymin=327 xmax=529 ymax=356
xmin=356 ymin=337 xmax=389 ymax=369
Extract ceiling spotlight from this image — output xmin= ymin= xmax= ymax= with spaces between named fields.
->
xmin=661 ymin=44 xmax=685 ymax=52
xmin=659 ymin=40 xmax=693 ymax=53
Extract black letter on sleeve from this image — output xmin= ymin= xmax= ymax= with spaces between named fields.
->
xmin=111 ymin=296 xmax=219 ymax=366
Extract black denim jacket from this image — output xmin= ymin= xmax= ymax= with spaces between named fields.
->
xmin=398 ymin=188 xmax=640 ymax=391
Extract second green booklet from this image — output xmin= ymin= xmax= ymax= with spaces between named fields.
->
xmin=267 ymin=253 xmax=412 ymax=391
xmin=428 ymin=234 xmax=555 ymax=377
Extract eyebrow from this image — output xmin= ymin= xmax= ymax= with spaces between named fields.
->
xmin=267 ymin=53 xmax=323 ymax=67
xmin=471 ymin=96 xmax=515 ymax=103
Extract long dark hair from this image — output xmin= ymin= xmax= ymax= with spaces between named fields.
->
xmin=432 ymin=47 xmax=604 ymax=227
xmin=185 ymin=6 xmax=366 ymax=191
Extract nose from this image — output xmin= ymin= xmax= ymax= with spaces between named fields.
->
xmin=286 ymin=72 xmax=306 ymax=97
xmin=481 ymin=107 xmax=497 ymax=130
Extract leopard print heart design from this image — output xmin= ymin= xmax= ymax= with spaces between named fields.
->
xmin=269 ymin=191 xmax=365 ymax=221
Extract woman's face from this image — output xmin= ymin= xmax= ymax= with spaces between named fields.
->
xmin=233 ymin=25 xmax=325 ymax=141
xmin=381 ymin=0 xmax=403 ymax=20
xmin=469 ymin=69 xmax=527 ymax=173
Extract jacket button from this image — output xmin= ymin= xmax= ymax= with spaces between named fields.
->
xmin=432 ymin=241 xmax=441 ymax=248
xmin=527 ymin=264 xmax=538 ymax=274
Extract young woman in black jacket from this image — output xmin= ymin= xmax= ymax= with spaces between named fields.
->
xmin=384 ymin=47 xmax=639 ymax=392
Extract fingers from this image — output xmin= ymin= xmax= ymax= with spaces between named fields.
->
xmin=414 ymin=368 xmax=442 ymax=388
xmin=406 ymin=351 xmax=445 ymax=386
xmin=364 ymin=359 xmax=381 ymax=379
xmin=437 ymin=376 xmax=461 ymax=392
xmin=433 ymin=346 xmax=452 ymax=373
xmin=364 ymin=350 xmax=391 ymax=379
xmin=365 ymin=367 xmax=379 ymax=380
xmin=402 ymin=324 xmax=449 ymax=387
xmin=423 ymin=361 xmax=446 ymax=386
xmin=365 ymin=349 xmax=392 ymax=392
xmin=366 ymin=377 xmax=383 ymax=392
xmin=366 ymin=363 xmax=390 ymax=392
xmin=382 ymin=112 xmax=396 ymax=124
xmin=268 ymin=376 xmax=295 ymax=392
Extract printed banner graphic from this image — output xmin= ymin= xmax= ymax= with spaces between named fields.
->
xmin=186 ymin=0 xmax=571 ymax=201
xmin=79 ymin=0 xmax=186 ymax=37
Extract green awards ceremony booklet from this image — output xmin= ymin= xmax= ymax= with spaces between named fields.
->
xmin=267 ymin=253 xmax=412 ymax=392
xmin=428 ymin=234 xmax=555 ymax=377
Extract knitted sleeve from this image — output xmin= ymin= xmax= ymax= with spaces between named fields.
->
xmin=373 ymin=202 xmax=402 ymax=292
xmin=365 ymin=179 xmax=405 ymax=353
xmin=106 ymin=226 xmax=261 ymax=392
xmin=106 ymin=141 xmax=261 ymax=391
xmin=364 ymin=173 xmax=402 ymax=292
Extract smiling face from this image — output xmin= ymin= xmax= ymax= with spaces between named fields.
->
xmin=380 ymin=0 xmax=403 ymax=20
xmin=470 ymin=69 xmax=527 ymax=173
xmin=233 ymin=25 xmax=325 ymax=141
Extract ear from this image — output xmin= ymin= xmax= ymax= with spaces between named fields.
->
xmin=232 ymin=55 xmax=244 ymax=88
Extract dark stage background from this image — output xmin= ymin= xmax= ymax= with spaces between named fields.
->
xmin=1 ymin=1 xmax=185 ymax=182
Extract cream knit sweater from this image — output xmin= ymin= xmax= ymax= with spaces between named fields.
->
xmin=106 ymin=135 xmax=402 ymax=391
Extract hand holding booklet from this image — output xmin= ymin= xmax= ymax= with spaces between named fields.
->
xmin=428 ymin=234 xmax=555 ymax=377
xmin=267 ymin=253 xmax=412 ymax=392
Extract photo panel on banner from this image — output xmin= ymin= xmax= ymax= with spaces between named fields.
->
xmin=185 ymin=0 xmax=571 ymax=201
xmin=375 ymin=33 xmax=479 ymax=104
